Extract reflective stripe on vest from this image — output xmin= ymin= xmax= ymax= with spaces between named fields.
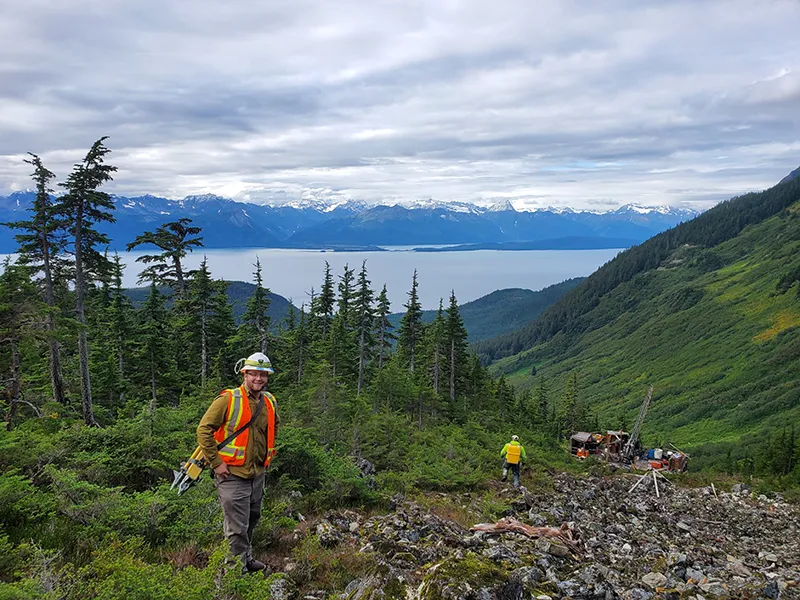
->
xmin=506 ymin=442 xmax=522 ymax=464
xmin=213 ymin=386 xmax=277 ymax=467
xmin=264 ymin=392 xmax=277 ymax=466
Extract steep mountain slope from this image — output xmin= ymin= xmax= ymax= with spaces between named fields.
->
xmin=487 ymin=175 xmax=800 ymax=464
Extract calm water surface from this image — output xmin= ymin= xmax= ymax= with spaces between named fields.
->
xmin=121 ymin=247 xmax=622 ymax=310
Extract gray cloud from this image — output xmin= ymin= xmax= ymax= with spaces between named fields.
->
xmin=1 ymin=0 xmax=798 ymax=209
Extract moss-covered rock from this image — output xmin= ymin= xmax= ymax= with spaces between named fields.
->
xmin=417 ymin=553 xmax=508 ymax=600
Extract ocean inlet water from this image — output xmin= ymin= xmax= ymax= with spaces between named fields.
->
xmin=120 ymin=246 xmax=623 ymax=310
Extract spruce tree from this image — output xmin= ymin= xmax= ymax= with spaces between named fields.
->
xmin=560 ymin=372 xmax=583 ymax=437
xmin=56 ymin=137 xmax=117 ymax=426
xmin=293 ymin=305 xmax=309 ymax=383
xmin=240 ymin=257 xmax=272 ymax=354
xmin=126 ymin=218 xmax=203 ymax=297
xmin=314 ymin=262 xmax=335 ymax=335
xmin=89 ymin=255 xmax=134 ymax=408
xmin=4 ymin=153 xmax=68 ymax=405
xmin=445 ymin=290 xmax=469 ymax=405
xmin=175 ymin=257 xmax=235 ymax=386
xmin=373 ymin=285 xmax=395 ymax=371
xmin=534 ymin=375 xmax=549 ymax=428
xmin=134 ymin=281 xmax=176 ymax=411
xmin=353 ymin=261 xmax=375 ymax=396
xmin=427 ymin=300 xmax=446 ymax=396
xmin=397 ymin=270 xmax=423 ymax=372
xmin=337 ymin=264 xmax=355 ymax=326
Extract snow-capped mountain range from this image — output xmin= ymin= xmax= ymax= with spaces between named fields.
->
xmin=0 ymin=190 xmax=699 ymax=253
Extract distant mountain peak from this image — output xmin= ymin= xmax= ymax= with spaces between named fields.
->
xmin=485 ymin=199 xmax=516 ymax=212
xmin=613 ymin=203 xmax=698 ymax=217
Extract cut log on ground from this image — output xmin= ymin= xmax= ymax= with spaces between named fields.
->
xmin=470 ymin=518 xmax=582 ymax=555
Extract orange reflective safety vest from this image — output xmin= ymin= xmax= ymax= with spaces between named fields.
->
xmin=213 ymin=385 xmax=277 ymax=467
xmin=505 ymin=442 xmax=522 ymax=464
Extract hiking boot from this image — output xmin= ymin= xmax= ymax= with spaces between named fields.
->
xmin=501 ymin=475 xmax=507 ymax=482
xmin=244 ymin=559 xmax=266 ymax=573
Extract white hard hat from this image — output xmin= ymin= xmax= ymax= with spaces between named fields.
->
xmin=237 ymin=352 xmax=275 ymax=374
xmin=511 ymin=435 xmax=519 ymax=441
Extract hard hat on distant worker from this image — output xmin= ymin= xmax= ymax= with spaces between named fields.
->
xmin=511 ymin=435 xmax=519 ymax=441
xmin=235 ymin=352 xmax=275 ymax=374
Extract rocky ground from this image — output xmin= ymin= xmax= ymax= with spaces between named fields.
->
xmin=266 ymin=473 xmax=800 ymax=600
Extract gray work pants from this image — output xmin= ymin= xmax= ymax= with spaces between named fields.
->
xmin=215 ymin=472 xmax=265 ymax=565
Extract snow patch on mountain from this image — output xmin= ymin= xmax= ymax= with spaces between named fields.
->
xmin=182 ymin=193 xmax=232 ymax=204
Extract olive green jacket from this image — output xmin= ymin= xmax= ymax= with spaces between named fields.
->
xmin=197 ymin=385 xmax=279 ymax=479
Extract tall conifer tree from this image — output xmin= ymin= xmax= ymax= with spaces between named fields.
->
xmin=445 ymin=290 xmax=469 ymax=404
xmin=126 ymin=218 xmax=203 ymax=297
xmin=240 ymin=257 xmax=272 ymax=354
xmin=373 ymin=285 xmax=395 ymax=371
xmin=175 ymin=257 xmax=235 ymax=386
xmin=135 ymin=281 xmax=175 ymax=411
xmin=353 ymin=261 xmax=375 ymax=396
xmin=398 ymin=270 xmax=423 ymax=372
xmin=56 ymin=137 xmax=117 ymax=426
xmin=5 ymin=154 xmax=68 ymax=405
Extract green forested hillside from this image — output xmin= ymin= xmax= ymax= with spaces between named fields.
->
xmin=492 ymin=178 xmax=800 ymax=471
xmin=389 ymin=278 xmax=584 ymax=343
xmin=124 ymin=281 xmax=294 ymax=325
xmin=476 ymin=175 xmax=800 ymax=362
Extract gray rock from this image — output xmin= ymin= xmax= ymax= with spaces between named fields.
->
xmin=685 ymin=567 xmax=705 ymax=582
xmin=762 ymin=580 xmax=780 ymax=599
xmin=641 ymin=572 xmax=667 ymax=589
xmin=509 ymin=566 xmax=545 ymax=586
xmin=667 ymin=551 xmax=687 ymax=567
xmin=579 ymin=565 xmax=606 ymax=585
xmin=268 ymin=575 xmax=298 ymax=600
xmin=528 ymin=512 xmax=548 ymax=526
xmin=316 ymin=520 xmax=342 ymax=547
xmin=535 ymin=537 xmax=570 ymax=557
xmin=727 ymin=560 xmax=751 ymax=577
xmin=482 ymin=544 xmax=520 ymax=564
xmin=699 ymin=581 xmax=727 ymax=596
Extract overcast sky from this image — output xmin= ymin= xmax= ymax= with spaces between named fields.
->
xmin=1 ymin=1 xmax=798 ymax=211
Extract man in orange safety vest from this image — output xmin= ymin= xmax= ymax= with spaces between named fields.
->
xmin=197 ymin=352 xmax=279 ymax=574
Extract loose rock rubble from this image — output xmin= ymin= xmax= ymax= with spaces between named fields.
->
xmin=284 ymin=474 xmax=800 ymax=599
